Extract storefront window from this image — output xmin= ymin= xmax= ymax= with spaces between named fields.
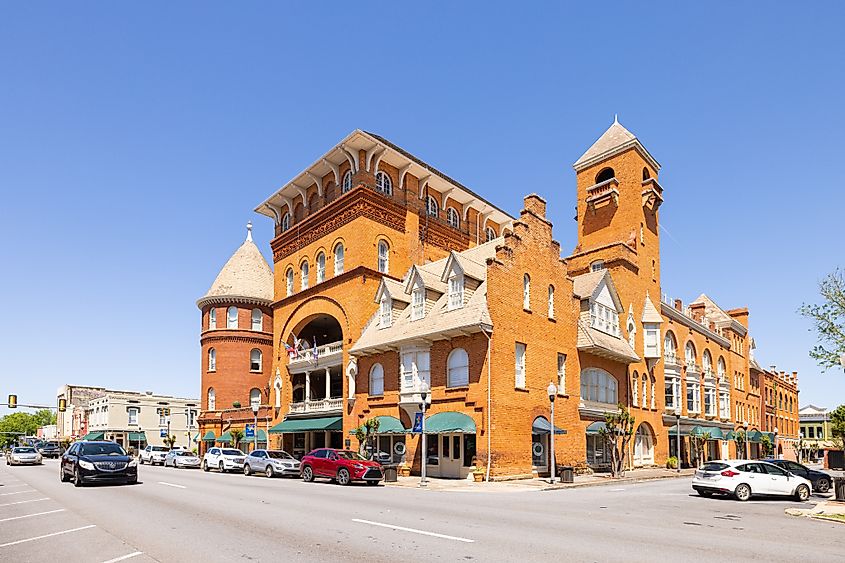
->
xmin=463 ymin=434 xmax=476 ymax=467
xmin=426 ymin=436 xmax=439 ymax=465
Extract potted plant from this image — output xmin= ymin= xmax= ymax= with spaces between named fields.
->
xmin=666 ymin=456 xmax=678 ymax=469
xmin=470 ymin=457 xmax=485 ymax=482
xmin=398 ymin=464 xmax=411 ymax=477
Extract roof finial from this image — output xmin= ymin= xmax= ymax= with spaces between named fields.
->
xmin=613 ymin=113 xmax=619 ymax=124
xmin=246 ymin=220 xmax=253 ymax=242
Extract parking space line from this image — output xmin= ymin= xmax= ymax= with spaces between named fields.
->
xmin=0 ymin=509 xmax=65 ymax=523
xmin=0 ymin=490 xmax=36 ymax=496
xmin=101 ymin=551 xmax=144 ymax=563
xmin=0 ymin=498 xmax=49 ymax=507
xmin=157 ymin=481 xmax=186 ymax=489
xmin=351 ymin=518 xmax=475 ymax=543
xmin=0 ymin=484 xmax=30 ymax=488
xmin=0 ymin=525 xmax=96 ymax=548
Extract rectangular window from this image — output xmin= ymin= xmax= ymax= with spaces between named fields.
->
xmin=515 ymin=343 xmax=526 ymax=389
xmin=557 ymin=353 xmax=566 ymax=393
xmin=127 ymin=408 xmax=138 ymax=426
xmin=665 ymin=377 xmax=677 ymax=410
xmin=188 ymin=410 xmax=196 ymax=427
xmin=400 ymin=349 xmax=430 ymax=393
xmin=686 ymin=382 xmax=700 ymax=414
xmin=412 ymin=287 xmax=424 ymax=320
xmin=590 ymin=302 xmax=619 ymax=337
xmin=448 ymin=275 xmax=464 ymax=310
xmin=159 ymin=410 xmax=167 ymax=426
xmin=462 ymin=434 xmax=476 ymax=467
xmin=644 ymin=328 xmax=660 ymax=357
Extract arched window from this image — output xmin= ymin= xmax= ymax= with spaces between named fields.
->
xmin=375 ymin=171 xmax=392 ymax=195
xmin=341 ymin=170 xmax=352 ymax=193
xmin=632 ymin=370 xmax=639 ymax=406
xmin=286 ymin=268 xmax=294 ymax=296
xmin=548 ymin=285 xmax=555 ymax=319
xmin=227 ymin=306 xmax=238 ymax=329
xmin=590 ymin=260 xmax=605 ymax=272
xmin=208 ymin=348 xmax=216 ymax=371
xmin=380 ymin=294 xmax=392 ymax=328
xmin=703 ymin=350 xmax=713 ymax=374
xmin=664 ymin=331 xmax=677 ymax=360
xmin=377 ymin=240 xmax=389 ymax=274
xmin=595 ymin=167 xmax=615 ymax=184
xmin=642 ymin=375 xmax=648 ymax=410
xmin=426 ymin=195 xmax=439 ymax=217
xmin=249 ymin=388 xmax=261 ymax=409
xmin=446 ymin=207 xmax=459 ymax=228
xmin=447 ymin=348 xmax=469 ymax=387
xmin=209 ymin=308 xmax=217 ymax=329
xmin=281 ymin=213 xmax=290 ymax=232
xmin=685 ymin=341 xmax=697 ymax=368
xmin=523 ymin=274 xmax=531 ymax=310
xmin=369 ymin=363 xmax=384 ymax=396
xmin=300 ymin=260 xmax=309 ymax=291
xmin=642 ymin=168 xmax=651 ymax=181
xmin=485 ymin=227 xmax=496 ymax=242
xmin=580 ymin=367 xmax=618 ymax=404
xmin=333 ymin=243 xmax=344 ymax=275
xmin=250 ymin=349 xmax=262 ymax=372
xmin=251 ymin=308 xmax=262 ymax=331
xmin=274 ymin=378 xmax=282 ymax=408
xmin=316 ymin=252 xmax=326 ymax=283
xmin=207 ymin=387 xmax=215 ymax=410
xmin=717 ymin=357 xmax=726 ymax=379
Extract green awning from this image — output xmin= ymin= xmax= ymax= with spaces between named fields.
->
xmin=532 ymin=417 xmax=567 ymax=435
xmin=217 ymin=431 xmax=233 ymax=443
xmin=201 ymin=431 xmax=217 ymax=442
xmin=82 ymin=431 xmax=104 ymax=441
xmin=424 ymin=412 xmax=476 ymax=434
xmin=668 ymin=426 xmax=690 ymax=437
xmin=725 ymin=431 xmax=738 ymax=440
xmin=244 ymin=429 xmax=267 ymax=442
xmin=746 ymin=430 xmax=764 ymax=443
xmin=375 ymin=416 xmax=407 ymax=434
xmin=690 ymin=426 xmax=725 ymax=440
xmin=586 ymin=422 xmax=606 ymax=435
xmin=127 ymin=432 xmax=146 ymax=441
xmin=269 ymin=416 xmax=343 ymax=434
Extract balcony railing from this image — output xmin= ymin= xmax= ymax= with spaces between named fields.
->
xmin=664 ymin=353 xmax=681 ymax=367
xmin=686 ymin=360 xmax=701 ymax=373
xmin=288 ymin=341 xmax=343 ymax=367
xmin=289 ymin=397 xmax=343 ymax=414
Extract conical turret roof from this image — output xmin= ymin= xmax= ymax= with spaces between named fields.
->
xmin=197 ymin=223 xmax=273 ymax=308
xmin=573 ymin=117 xmax=660 ymax=172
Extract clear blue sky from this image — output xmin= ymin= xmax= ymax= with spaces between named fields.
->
xmin=1 ymin=3 xmax=842 ymax=416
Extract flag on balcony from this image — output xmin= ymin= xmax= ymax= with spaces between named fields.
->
xmin=284 ymin=341 xmax=296 ymax=358
xmin=312 ymin=339 xmax=319 ymax=366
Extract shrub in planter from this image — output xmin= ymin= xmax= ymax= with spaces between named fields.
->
xmin=666 ymin=456 xmax=679 ymax=469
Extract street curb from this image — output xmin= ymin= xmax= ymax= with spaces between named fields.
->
xmin=810 ymin=514 xmax=845 ymax=525
xmin=538 ymin=472 xmax=693 ymax=491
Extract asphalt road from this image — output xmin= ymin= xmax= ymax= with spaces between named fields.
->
xmin=1 ymin=459 xmax=842 ymax=562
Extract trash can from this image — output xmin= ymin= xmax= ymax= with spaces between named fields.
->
xmin=835 ymin=477 xmax=845 ymax=501
xmin=558 ymin=466 xmax=574 ymax=484
xmin=382 ymin=464 xmax=398 ymax=483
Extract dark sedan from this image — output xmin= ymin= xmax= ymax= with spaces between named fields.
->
xmin=61 ymin=441 xmax=138 ymax=487
xmin=764 ymin=459 xmax=833 ymax=493
xmin=38 ymin=442 xmax=61 ymax=458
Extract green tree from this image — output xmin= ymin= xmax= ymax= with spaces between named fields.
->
xmin=0 ymin=411 xmax=53 ymax=447
xmin=734 ymin=430 xmax=747 ymax=459
xmin=598 ymin=405 xmax=636 ymax=478
xmin=800 ymin=269 xmax=845 ymax=370
xmin=163 ymin=435 xmax=177 ymax=449
xmin=689 ymin=431 xmax=712 ymax=466
xmin=830 ymin=404 xmax=845 ymax=450
xmin=230 ymin=429 xmax=245 ymax=448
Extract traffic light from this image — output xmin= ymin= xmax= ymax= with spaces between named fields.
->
xmin=7 ymin=394 xmax=16 ymax=408
xmin=58 ymin=398 xmax=67 ymax=412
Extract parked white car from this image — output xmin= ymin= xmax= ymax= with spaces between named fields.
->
xmin=6 ymin=446 xmax=42 ymax=466
xmin=692 ymin=459 xmax=812 ymax=502
xmin=164 ymin=450 xmax=201 ymax=469
xmin=202 ymin=447 xmax=246 ymax=473
xmin=139 ymin=445 xmax=169 ymax=465
xmin=243 ymin=449 xmax=301 ymax=478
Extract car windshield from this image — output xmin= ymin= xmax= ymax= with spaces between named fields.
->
xmin=336 ymin=450 xmax=367 ymax=461
xmin=177 ymin=451 xmax=195 ymax=457
xmin=268 ymin=451 xmax=294 ymax=460
xmin=81 ymin=443 xmax=125 ymax=456
xmin=151 ymin=446 xmax=168 ymax=452
xmin=15 ymin=447 xmax=36 ymax=453
xmin=222 ymin=449 xmax=243 ymax=456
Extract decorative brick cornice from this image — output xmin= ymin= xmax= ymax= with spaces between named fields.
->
xmin=271 ymin=265 xmax=399 ymax=309
xmin=418 ymin=212 xmax=471 ymax=252
xmin=200 ymin=331 xmax=273 ymax=346
xmin=270 ymin=187 xmax=406 ymax=262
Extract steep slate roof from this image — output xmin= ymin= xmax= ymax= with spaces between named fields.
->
xmin=197 ymin=227 xmax=273 ymax=307
xmin=571 ymin=269 xmax=623 ymax=312
xmin=690 ymin=293 xmax=748 ymax=336
xmin=378 ymin=278 xmax=411 ymax=304
xmin=641 ymin=294 xmax=663 ymax=323
xmin=572 ymin=118 xmax=660 ymax=172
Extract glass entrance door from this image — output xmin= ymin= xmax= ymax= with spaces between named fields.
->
xmin=532 ymin=432 xmax=548 ymax=473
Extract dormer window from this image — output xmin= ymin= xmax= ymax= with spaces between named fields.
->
xmin=448 ymin=273 xmax=464 ymax=310
xmin=589 ymin=301 xmax=620 ymax=337
xmin=411 ymin=282 xmax=425 ymax=320
xmin=379 ymin=294 xmax=392 ymax=328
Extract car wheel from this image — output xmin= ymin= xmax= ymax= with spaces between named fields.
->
xmin=266 ymin=466 xmax=274 ymax=478
xmin=202 ymin=460 xmax=209 ymax=472
xmin=244 ymin=464 xmax=251 ymax=476
xmin=139 ymin=458 xmax=144 ymax=465
xmin=73 ymin=467 xmax=84 ymax=488
xmin=302 ymin=466 xmax=314 ymax=482
xmin=816 ymin=478 xmax=831 ymax=494
xmin=734 ymin=483 xmax=751 ymax=502
xmin=337 ymin=468 xmax=351 ymax=486
xmin=795 ymin=484 xmax=810 ymax=502
xmin=219 ymin=461 xmax=225 ymax=473
xmin=60 ymin=467 xmax=69 ymax=482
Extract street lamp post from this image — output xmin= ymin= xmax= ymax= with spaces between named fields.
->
xmin=675 ymin=410 xmax=681 ymax=473
xmin=419 ymin=381 xmax=430 ymax=488
xmin=547 ymin=382 xmax=557 ymax=484
xmin=743 ymin=420 xmax=749 ymax=459
xmin=773 ymin=426 xmax=778 ymax=460
xmin=252 ymin=404 xmax=259 ymax=452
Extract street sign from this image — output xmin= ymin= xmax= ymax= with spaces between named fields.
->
xmin=245 ymin=424 xmax=255 ymax=438
xmin=412 ymin=412 xmax=423 ymax=433
xmin=160 ymin=429 xmax=167 ymax=438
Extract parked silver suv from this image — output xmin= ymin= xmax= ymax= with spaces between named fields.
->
xmin=139 ymin=445 xmax=170 ymax=465
xmin=243 ymin=449 xmax=301 ymax=478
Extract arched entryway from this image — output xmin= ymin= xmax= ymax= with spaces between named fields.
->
xmin=633 ymin=422 xmax=655 ymax=466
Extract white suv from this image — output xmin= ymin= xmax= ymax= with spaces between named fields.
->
xmin=140 ymin=445 xmax=170 ymax=466
xmin=202 ymin=447 xmax=246 ymax=473
xmin=692 ymin=459 xmax=812 ymax=502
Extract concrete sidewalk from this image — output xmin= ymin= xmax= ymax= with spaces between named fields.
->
xmin=385 ymin=467 xmax=696 ymax=492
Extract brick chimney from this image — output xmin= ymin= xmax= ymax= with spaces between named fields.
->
xmin=523 ymin=194 xmax=547 ymax=218
xmin=674 ymin=299 xmax=683 ymax=311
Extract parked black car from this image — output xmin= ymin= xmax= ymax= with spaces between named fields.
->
xmin=38 ymin=441 xmax=61 ymax=459
xmin=763 ymin=459 xmax=832 ymax=493
xmin=61 ymin=441 xmax=137 ymax=487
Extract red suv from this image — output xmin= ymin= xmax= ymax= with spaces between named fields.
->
xmin=300 ymin=448 xmax=383 ymax=486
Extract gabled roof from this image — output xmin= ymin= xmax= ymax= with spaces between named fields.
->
xmin=441 ymin=251 xmax=487 ymax=283
xmin=573 ymin=118 xmax=660 ymax=172
xmin=572 ymin=270 xmax=623 ymax=312
xmin=375 ymin=278 xmax=410 ymax=304
xmin=641 ymin=293 xmax=663 ymax=323
xmin=690 ymin=294 xmax=748 ymax=337
xmin=404 ymin=265 xmax=447 ymax=295
xmin=197 ymin=224 xmax=273 ymax=308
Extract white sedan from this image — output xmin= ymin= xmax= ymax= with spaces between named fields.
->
xmin=692 ymin=459 xmax=811 ymax=502
xmin=7 ymin=446 xmax=42 ymax=466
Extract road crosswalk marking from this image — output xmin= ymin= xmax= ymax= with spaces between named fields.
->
xmin=0 ymin=525 xmax=96 ymax=548
xmin=0 ymin=509 xmax=65 ymax=523
xmin=352 ymin=518 xmax=475 ymax=543
xmin=0 ymin=497 xmax=49 ymax=507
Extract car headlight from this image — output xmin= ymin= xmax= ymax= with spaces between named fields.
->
xmin=79 ymin=460 xmax=95 ymax=470
xmin=352 ymin=463 xmax=365 ymax=470
xmin=128 ymin=459 xmax=137 ymax=467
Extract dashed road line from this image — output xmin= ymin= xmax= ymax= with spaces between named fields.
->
xmin=352 ymin=518 xmax=475 ymax=543
xmin=0 ymin=498 xmax=49 ymax=507
xmin=0 ymin=509 xmax=66 ymax=523
xmin=0 ymin=490 xmax=36 ymax=496
xmin=101 ymin=551 xmax=144 ymax=563
xmin=157 ymin=481 xmax=186 ymax=489
xmin=0 ymin=525 xmax=96 ymax=548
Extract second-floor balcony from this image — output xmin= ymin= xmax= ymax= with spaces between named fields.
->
xmin=664 ymin=353 xmax=681 ymax=367
xmin=289 ymin=397 xmax=344 ymax=414
xmin=288 ymin=340 xmax=343 ymax=369
xmin=686 ymin=360 xmax=701 ymax=374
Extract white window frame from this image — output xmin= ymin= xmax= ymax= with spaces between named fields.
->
xmin=485 ymin=227 xmax=496 ymax=242
xmin=369 ymin=363 xmax=384 ymax=396
xmin=447 ymin=348 xmax=469 ymax=388
xmin=378 ymin=241 xmax=389 ymax=274
xmin=379 ymin=294 xmax=392 ymax=328
xmin=411 ymin=282 xmax=425 ymax=320
xmin=300 ymin=261 xmax=309 ymax=291
xmin=281 ymin=213 xmax=290 ymax=232
xmin=249 ymin=388 xmax=261 ymax=410
xmin=644 ymin=326 xmax=660 ymax=357
xmin=227 ymin=306 xmax=238 ymax=329
xmin=316 ymin=252 xmax=326 ymax=283
xmin=251 ymin=308 xmax=262 ymax=331
xmin=209 ymin=308 xmax=216 ymax=329
xmin=557 ymin=353 xmax=566 ymax=393
xmin=590 ymin=301 xmax=620 ymax=337
xmin=523 ymin=274 xmax=531 ymax=311
xmin=250 ymin=349 xmax=262 ymax=372
xmin=341 ymin=171 xmax=352 ymax=193
xmin=515 ymin=343 xmax=526 ymax=389
xmin=650 ymin=375 xmax=656 ymax=409
xmin=686 ymin=381 xmax=701 ymax=414
xmin=286 ymin=268 xmax=294 ymax=296
xmin=590 ymin=260 xmax=605 ymax=272
xmin=208 ymin=348 xmax=217 ymax=372
xmin=579 ymin=367 xmax=618 ymax=404
xmin=127 ymin=408 xmax=138 ymax=426
xmin=334 ymin=243 xmax=344 ymax=276
xmin=548 ymin=285 xmax=555 ymax=319
xmin=446 ymin=207 xmax=460 ymax=228
xmin=400 ymin=347 xmax=430 ymax=393
xmin=426 ymin=195 xmax=439 ymax=217
xmin=664 ymin=374 xmax=679 ymax=410
xmin=704 ymin=386 xmax=716 ymax=416
xmin=633 ymin=375 xmax=639 ymax=407
xmin=207 ymin=388 xmax=215 ymax=411
xmin=274 ymin=379 xmax=282 ymax=408
xmin=376 ymin=171 xmax=392 ymax=195
xmin=448 ymin=273 xmax=464 ymax=311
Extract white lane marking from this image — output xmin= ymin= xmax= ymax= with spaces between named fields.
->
xmin=352 ymin=518 xmax=475 ymax=543
xmin=101 ymin=551 xmax=144 ymax=563
xmin=0 ymin=490 xmax=36 ymax=496
xmin=0 ymin=484 xmax=29 ymax=488
xmin=0 ymin=509 xmax=66 ymax=523
xmin=157 ymin=481 xmax=186 ymax=489
xmin=0 ymin=497 xmax=49 ymax=507
xmin=0 ymin=524 xmax=96 ymax=548
xmin=609 ymin=488 xmax=626 ymax=491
